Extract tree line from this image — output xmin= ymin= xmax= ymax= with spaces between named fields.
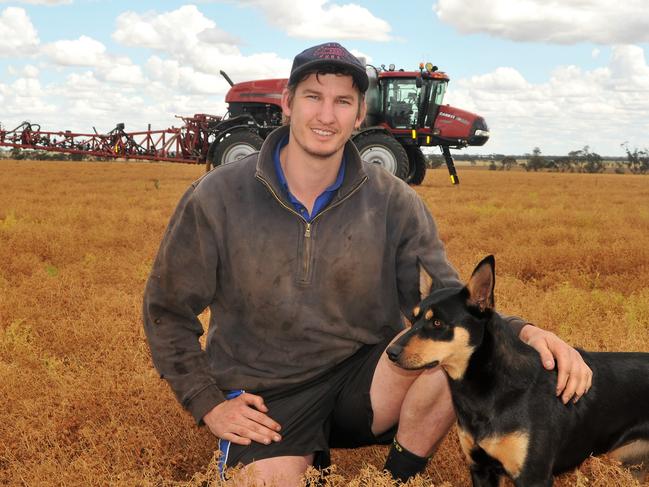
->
xmin=474 ymin=145 xmax=648 ymax=174
xmin=1 ymin=148 xmax=86 ymax=161
xmin=508 ymin=144 xmax=649 ymax=174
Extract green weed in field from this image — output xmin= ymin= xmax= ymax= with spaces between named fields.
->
xmin=0 ymin=210 xmax=17 ymax=230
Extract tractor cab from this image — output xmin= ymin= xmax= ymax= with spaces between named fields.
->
xmin=365 ymin=63 xmax=449 ymax=131
xmin=383 ymin=65 xmax=448 ymax=130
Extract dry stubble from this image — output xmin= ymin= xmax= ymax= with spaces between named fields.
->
xmin=1 ymin=161 xmax=647 ymax=486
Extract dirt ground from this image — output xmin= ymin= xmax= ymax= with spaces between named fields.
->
xmin=1 ymin=160 xmax=648 ymax=485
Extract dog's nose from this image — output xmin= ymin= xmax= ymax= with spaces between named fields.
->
xmin=386 ymin=344 xmax=402 ymax=362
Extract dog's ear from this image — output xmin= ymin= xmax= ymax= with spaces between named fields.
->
xmin=467 ymin=255 xmax=495 ymax=312
xmin=418 ymin=260 xmax=434 ymax=300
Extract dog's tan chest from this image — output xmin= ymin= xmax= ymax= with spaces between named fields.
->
xmin=457 ymin=426 xmax=530 ymax=478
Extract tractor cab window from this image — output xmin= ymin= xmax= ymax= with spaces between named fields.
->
xmin=433 ymin=81 xmax=446 ymax=105
xmin=424 ymin=80 xmax=448 ymax=127
xmin=384 ymin=78 xmax=419 ymax=129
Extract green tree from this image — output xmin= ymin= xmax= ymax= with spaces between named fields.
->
xmin=556 ymin=152 xmax=578 ymax=173
xmin=499 ymin=156 xmax=517 ymax=171
xmin=523 ymin=147 xmax=544 ymax=171
xmin=569 ymin=146 xmax=605 ymax=173
xmin=621 ymin=144 xmax=649 ymax=174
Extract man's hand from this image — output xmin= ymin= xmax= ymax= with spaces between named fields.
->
xmin=519 ymin=324 xmax=593 ymax=404
xmin=203 ymin=392 xmax=282 ymax=445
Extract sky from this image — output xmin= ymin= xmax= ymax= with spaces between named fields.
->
xmin=0 ymin=0 xmax=648 ymax=157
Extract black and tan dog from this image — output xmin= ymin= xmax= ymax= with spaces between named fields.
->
xmin=387 ymin=256 xmax=649 ymax=486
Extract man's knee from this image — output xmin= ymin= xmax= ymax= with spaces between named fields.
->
xmin=370 ymin=330 xmax=438 ymax=433
xmin=401 ymin=367 xmax=455 ymax=423
xmin=235 ymin=454 xmax=313 ymax=487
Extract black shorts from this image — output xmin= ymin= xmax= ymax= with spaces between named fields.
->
xmin=217 ymin=334 xmax=398 ymax=477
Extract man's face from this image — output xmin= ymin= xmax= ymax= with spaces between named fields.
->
xmin=281 ymin=73 xmax=366 ymax=160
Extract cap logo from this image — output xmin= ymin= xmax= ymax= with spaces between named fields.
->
xmin=314 ymin=45 xmax=351 ymax=61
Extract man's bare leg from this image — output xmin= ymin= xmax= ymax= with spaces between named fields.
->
xmin=234 ymin=454 xmax=313 ymax=487
xmin=370 ymin=329 xmax=455 ymax=467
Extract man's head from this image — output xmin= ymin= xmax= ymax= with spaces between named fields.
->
xmin=284 ymin=42 xmax=368 ymax=122
xmin=281 ymin=42 xmax=368 ymax=160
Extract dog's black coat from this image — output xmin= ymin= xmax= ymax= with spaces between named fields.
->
xmin=387 ymin=256 xmax=649 ymax=486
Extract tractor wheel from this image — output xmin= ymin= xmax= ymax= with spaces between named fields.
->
xmin=210 ymin=130 xmax=263 ymax=169
xmin=354 ymin=132 xmax=409 ymax=181
xmin=405 ymin=146 xmax=427 ymax=185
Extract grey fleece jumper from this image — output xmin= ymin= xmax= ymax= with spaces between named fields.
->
xmin=142 ymin=126 xmax=526 ymax=423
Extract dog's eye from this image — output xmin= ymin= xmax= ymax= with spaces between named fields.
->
xmin=433 ymin=320 xmax=442 ymax=328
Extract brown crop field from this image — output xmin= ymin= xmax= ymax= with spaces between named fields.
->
xmin=1 ymin=159 xmax=648 ymax=486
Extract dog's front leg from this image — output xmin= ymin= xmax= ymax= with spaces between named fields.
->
xmin=470 ymin=465 xmax=500 ymax=487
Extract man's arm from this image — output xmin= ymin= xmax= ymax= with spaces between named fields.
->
xmin=142 ymin=183 xmax=224 ymax=423
xmin=395 ymin=189 xmax=592 ymax=402
xmin=143 ymin=183 xmax=283 ymax=444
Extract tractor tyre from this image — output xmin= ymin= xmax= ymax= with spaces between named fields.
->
xmin=210 ymin=130 xmax=264 ymax=169
xmin=354 ymin=132 xmax=409 ymax=181
xmin=405 ymin=146 xmax=427 ymax=185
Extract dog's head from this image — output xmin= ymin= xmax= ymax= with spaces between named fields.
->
xmin=386 ymin=255 xmax=496 ymax=380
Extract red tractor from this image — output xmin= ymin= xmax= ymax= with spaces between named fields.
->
xmin=207 ymin=62 xmax=489 ymax=185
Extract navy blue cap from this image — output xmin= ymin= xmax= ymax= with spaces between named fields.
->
xmin=289 ymin=42 xmax=369 ymax=93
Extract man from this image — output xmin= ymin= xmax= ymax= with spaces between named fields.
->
xmin=143 ymin=42 xmax=592 ymax=486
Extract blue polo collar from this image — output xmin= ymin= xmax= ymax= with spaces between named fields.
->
xmin=273 ymin=134 xmax=346 ymax=222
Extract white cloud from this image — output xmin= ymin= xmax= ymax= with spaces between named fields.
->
xmin=448 ymin=45 xmax=649 ymax=155
xmin=197 ymin=26 xmax=240 ymax=45
xmin=113 ymin=5 xmax=220 ymax=53
xmin=145 ymin=56 xmax=181 ymax=88
xmin=145 ymin=55 xmax=230 ymax=94
xmin=462 ymin=67 xmax=530 ymax=92
xmin=0 ymin=0 xmax=72 ymax=4
xmin=434 ymin=0 xmax=649 ymax=44
xmin=0 ymin=7 xmax=39 ymax=56
xmin=0 ymin=75 xmax=56 ymax=121
xmin=186 ymin=49 xmax=291 ymax=81
xmin=42 ymin=35 xmax=106 ymax=66
xmin=608 ymin=45 xmax=649 ymax=91
xmin=235 ymin=0 xmax=392 ymax=41
xmin=112 ymin=5 xmax=291 ymax=81
xmin=11 ymin=76 xmax=43 ymax=97
xmin=40 ymin=35 xmax=147 ymax=86
xmin=96 ymin=63 xmax=145 ymax=85
xmin=7 ymin=63 xmax=40 ymax=78
xmin=22 ymin=64 xmax=39 ymax=77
